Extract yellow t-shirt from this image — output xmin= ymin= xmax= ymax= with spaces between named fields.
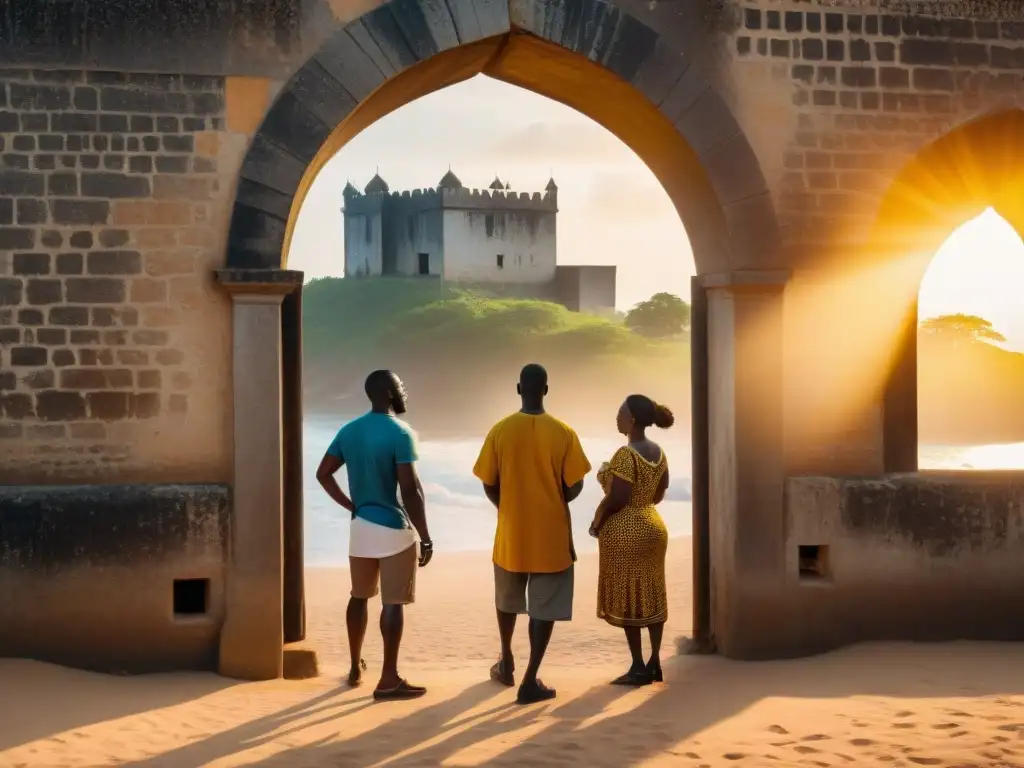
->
xmin=473 ymin=412 xmax=592 ymax=573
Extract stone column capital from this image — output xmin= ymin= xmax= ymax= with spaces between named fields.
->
xmin=214 ymin=269 xmax=304 ymax=303
xmin=699 ymin=269 xmax=791 ymax=293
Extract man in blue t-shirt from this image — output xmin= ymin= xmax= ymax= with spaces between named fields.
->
xmin=316 ymin=369 xmax=433 ymax=701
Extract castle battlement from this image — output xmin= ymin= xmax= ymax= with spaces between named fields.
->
xmin=440 ymin=186 xmax=557 ymax=213
xmin=342 ymin=170 xmax=559 ymax=215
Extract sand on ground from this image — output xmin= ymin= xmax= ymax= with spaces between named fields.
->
xmin=5 ymin=539 xmax=1024 ymax=767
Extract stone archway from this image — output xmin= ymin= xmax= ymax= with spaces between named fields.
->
xmin=874 ymin=109 xmax=1024 ymax=473
xmin=217 ymin=0 xmax=783 ymax=678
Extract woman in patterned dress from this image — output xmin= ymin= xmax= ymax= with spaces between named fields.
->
xmin=589 ymin=394 xmax=673 ymax=686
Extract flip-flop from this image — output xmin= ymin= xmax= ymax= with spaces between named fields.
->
xmin=346 ymin=657 xmax=367 ymax=687
xmin=516 ymin=679 xmax=557 ymax=705
xmin=611 ymin=669 xmax=652 ymax=687
xmin=490 ymin=658 xmax=515 ymax=687
xmin=373 ymin=679 xmax=427 ymax=701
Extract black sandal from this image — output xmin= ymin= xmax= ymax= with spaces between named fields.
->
xmin=517 ymin=679 xmax=557 ymax=704
xmin=611 ymin=668 xmax=652 ymax=686
xmin=490 ymin=657 xmax=515 ymax=687
xmin=373 ymin=678 xmax=427 ymax=701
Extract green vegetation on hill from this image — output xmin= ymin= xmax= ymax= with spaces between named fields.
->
xmin=302 ymin=278 xmax=690 ymax=435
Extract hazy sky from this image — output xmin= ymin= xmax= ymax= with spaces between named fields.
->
xmin=287 ymin=75 xmax=693 ymax=312
xmin=288 ymin=74 xmax=1024 ymax=347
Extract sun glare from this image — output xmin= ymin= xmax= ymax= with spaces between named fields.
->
xmin=918 ymin=208 xmax=1024 ymax=351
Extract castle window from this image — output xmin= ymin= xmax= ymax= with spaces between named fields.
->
xmin=364 ymin=216 xmax=371 ymax=243
xmin=407 ymin=217 xmax=415 ymax=240
xmin=496 ymin=254 xmax=504 ymax=269
xmin=485 ymin=214 xmax=495 ymax=237
xmin=418 ymin=253 xmax=430 ymax=275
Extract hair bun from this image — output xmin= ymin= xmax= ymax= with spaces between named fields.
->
xmin=653 ymin=403 xmax=675 ymax=429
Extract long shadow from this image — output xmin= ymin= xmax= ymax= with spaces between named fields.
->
xmin=0 ymin=660 xmax=238 ymax=751
xmin=123 ymin=680 xmax=500 ymax=768
xmin=223 ymin=642 xmax=1024 ymax=767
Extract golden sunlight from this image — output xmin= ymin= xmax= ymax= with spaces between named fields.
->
xmin=918 ymin=207 xmax=1024 ymax=467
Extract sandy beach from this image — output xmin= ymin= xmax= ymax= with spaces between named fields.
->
xmin=5 ymin=539 xmax=1024 ymax=767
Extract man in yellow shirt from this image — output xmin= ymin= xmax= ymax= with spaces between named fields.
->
xmin=473 ymin=363 xmax=591 ymax=704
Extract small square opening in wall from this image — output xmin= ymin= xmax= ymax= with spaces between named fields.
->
xmin=798 ymin=545 xmax=830 ymax=581
xmin=173 ymin=578 xmax=210 ymax=616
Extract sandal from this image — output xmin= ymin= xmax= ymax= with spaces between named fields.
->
xmin=346 ymin=657 xmax=368 ymax=687
xmin=517 ymin=679 xmax=557 ymax=704
xmin=646 ymin=659 xmax=663 ymax=683
xmin=490 ymin=657 xmax=515 ymax=687
xmin=373 ymin=678 xmax=427 ymax=701
xmin=611 ymin=668 xmax=652 ymax=687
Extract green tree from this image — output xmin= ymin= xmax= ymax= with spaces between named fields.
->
xmin=919 ymin=313 xmax=1007 ymax=345
xmin=624 ymin=292 xmax=691 ymax=338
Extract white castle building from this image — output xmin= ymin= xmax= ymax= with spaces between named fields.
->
xmin=341 ymin=170 xmax=616 ymax=313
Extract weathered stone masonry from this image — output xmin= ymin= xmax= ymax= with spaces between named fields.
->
xmin=0 ymin=70 xmax=231 ymax=482
xmin=732 ymin=1 xmax=1024 ymax=255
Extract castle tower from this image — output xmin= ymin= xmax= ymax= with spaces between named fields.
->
xmin=438 ymin=169 xmax=463 ymax=190
xmin=364 ymin=173 xmax=389 ymax=195
xmin=489 ymin=176 xmax=504 ymax=190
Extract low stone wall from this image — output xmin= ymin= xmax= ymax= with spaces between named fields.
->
xmin=0 ymin=483 xmax=229 ymax=673
xmin=784 ymin=472 xmax=1024 ymax=652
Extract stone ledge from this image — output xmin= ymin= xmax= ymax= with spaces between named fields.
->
xmin=214 ymin=268 xmax=304 ymax=296
xmin=283 ymin=644 xmax=320 ymax=680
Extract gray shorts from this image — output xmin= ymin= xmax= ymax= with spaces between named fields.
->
xmin=494 ymin=564 xmax=574 ymax=622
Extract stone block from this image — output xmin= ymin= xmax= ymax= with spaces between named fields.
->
xmin=81 ymin=172 xmax=151 ymax=199
xmin=56 ymin=253 xmax=84 ymax=275
xmin=0 ymin=227 xmax=35 ymax=250
xmin=87 ymin=250 xmax=142 ymax=275
xmin=65 ymin=277 xmax=125 ymax=304
xmin=32 ymin=391 xmax=81 ymax=421
xmin=257 ymin=91 xmax=332 ymax=165
xmin=26 ymin=279 xmax=62 ymax=305
xmin=51 ymin=200 xmax=109 ymax=225
xmin=0 ymin=172 xmax=44 ymax=196
xmin=315 ymin=27 xmax=389 ymax=99
xmin=12 ymin=253 xmax=49 ymax=276
xmin=10 ymin=346 xmax=47 ymax=366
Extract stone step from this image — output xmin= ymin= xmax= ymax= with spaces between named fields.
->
xmin=283 ymin=643 xmax=320 ymax=680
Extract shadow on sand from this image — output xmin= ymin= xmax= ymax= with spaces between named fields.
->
xmin=81 ymin=641 xmax=1024 ymax=767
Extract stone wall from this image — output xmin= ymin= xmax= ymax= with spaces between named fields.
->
xmin=783 ymin=473 xmax=1024 ymax=653
xmin=732 ymin=0 xmax=1024 ymax=255
xmin=0 ymin=484 xmax=230 ymax=673
xmin=0 ymin=69 xmax=244 ymax=484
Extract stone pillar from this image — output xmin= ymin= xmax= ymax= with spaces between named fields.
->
xmin=883 ymin=297 xmax=918 ymax=473
xmin=282 ymin=286 xmax=306 ymax=643
xmin=703 ymin=270 xmax=788 ymax=659
xmin=689 ymin=276 xmax=712 ymax=650
xmin=214 ymin=268 xmax=302 ymax=681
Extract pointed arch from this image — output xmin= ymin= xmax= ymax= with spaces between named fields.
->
xmin=223 ymin=0 xmax=781 ymax=276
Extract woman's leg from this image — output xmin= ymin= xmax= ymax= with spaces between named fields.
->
xmin=647 ymin=622 xmax=665 ymax=680
xmin=625 ymin=626 xmax=645 ymax=672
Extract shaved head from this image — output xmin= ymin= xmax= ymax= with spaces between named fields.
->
xmin=518 ymin=363 xmax=548 ymax=399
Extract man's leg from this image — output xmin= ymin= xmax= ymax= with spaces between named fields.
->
xmin=517 ymin=566 xmax=574 ymax=704
xmin=375 ymin=544 xmax=425 ymax=699
xmin=347 ymin=557 xmax=379 ymax=686
xmin=493 ymin=565 xmax=528 ymax=686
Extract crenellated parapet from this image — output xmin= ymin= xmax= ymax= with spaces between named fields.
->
xmin=441 ymin=186 xmax=558 ymax=213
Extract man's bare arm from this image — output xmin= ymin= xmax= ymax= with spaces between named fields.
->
xmin=316 ymin=453 xmax=355 ymax=513
xmin=563 ymin=479 xmax=584 ymax=503
xmin=483 ymin=482 xmax=500 ymax=509
xmin=397 ymin=462 xmax=431 ymax=543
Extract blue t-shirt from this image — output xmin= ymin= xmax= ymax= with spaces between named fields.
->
xmin=327 ymin=412 xmax=418 ymax=530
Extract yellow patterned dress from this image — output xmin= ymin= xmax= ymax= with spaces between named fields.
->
xmin=596 ymin=445 xmax=669 ymax=628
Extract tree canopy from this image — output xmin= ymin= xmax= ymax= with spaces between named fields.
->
xmin=624 ymin=292 xmax=691 ymax=338
xmin=919 ymin=313 xmax=1007 ymax=345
